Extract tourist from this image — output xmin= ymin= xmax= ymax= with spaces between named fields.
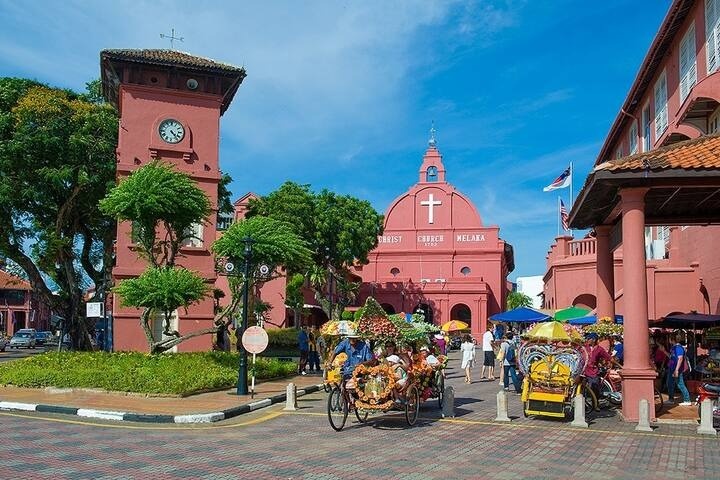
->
xmin=433 ymin=333 xmax=447 ymax=355
xmin=583 ymin=332 xmax=618 ymax=397
xmin=297 ymin=326 xmax=309 ymax=375
xmin=480 ymin=327 xmax=496 ymax=380
xmin=667 ymin=334 xmax=691 ymax=405
xmin=460 ymin=334 xmax=476 ymax=383
xmin=419 ymin=345 xmax=440 ymax=367
xmin=500 ymin=332 xmax=522 ymax=393
xmin=612 ymin=334 xmax=624 ymax=365
xmin=386 ymin=354 xmax=409 ymax=399
xmin=308 ymin=327 xmax=321 ymax=374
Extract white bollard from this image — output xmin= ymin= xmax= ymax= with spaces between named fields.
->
xmin=283 ymin=382 xmax=298 ymax=411
xmin=442 ymin=385 xmax=455 ymax=418
xmin=635 ymin=398 xmax=653 ymax=432
xmin=697 ymin=399 xmax=717 ymax=436
xmin=570 ymin=395 xmax=588 ymax=428
xmin=494 ymin=390 xmax=511 ymax=422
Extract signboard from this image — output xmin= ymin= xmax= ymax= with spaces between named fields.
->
xmin=86 ymin=302 xmax=104 ymax=318
xmin=242 ymin=326 xmax=269 ymax=354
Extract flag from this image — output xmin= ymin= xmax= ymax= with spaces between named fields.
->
xmin=560 ymin=199 xmax=569 ymax=231
xmin=543 ymin=166 xmax=571 ymax=191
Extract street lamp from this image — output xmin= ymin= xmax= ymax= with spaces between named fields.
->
xmin=237 ymin=236 xmax=254 ymax=395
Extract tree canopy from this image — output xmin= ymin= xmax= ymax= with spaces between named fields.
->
xmin=0 ymin=77 xmax=118 ymax=349
xmin=507 ymin=291 xmax=534 ymax=311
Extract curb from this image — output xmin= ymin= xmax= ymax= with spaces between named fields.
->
xmin=0 ymin=383 xmax=324 ymax=424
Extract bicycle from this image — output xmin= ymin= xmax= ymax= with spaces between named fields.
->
xmin=327 ymin=379 xmax=368 ymax=432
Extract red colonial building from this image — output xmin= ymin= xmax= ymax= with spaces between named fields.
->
xmin=0 ymin=269 xmax=50 ymax=336
xmin=101 ymin=49 xmax=246 ymax=351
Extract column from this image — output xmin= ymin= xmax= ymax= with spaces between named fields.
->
xmin=595 ymin=225 xmax=615 ymax=322
xmin=471 ymin=299 xmax=481 ymax=340
xmin=479 ymin=297 xmax=488 ymax=342
xmin=619 ymin=188 xmax=656 ymax=421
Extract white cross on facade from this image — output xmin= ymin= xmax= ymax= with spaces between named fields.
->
xmin=420 ymin=193 xmax=442 ymax=224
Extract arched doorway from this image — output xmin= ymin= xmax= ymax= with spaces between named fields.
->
xmin=572 ymin=294 xmax=597 ymax=310
xmin=413 ymin=303 xmax=434 ymax=324
xmin=381 ymin=303 xmax=396 ymax=315
xmin=450 ymin=303 xmax=471 ymax=327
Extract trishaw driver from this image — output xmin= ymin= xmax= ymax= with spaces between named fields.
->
xmin=326 ymin=334 xmax=374 ymax=388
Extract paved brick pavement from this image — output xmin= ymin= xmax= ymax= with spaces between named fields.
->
xmin=1 ymin=353 xmax=718 ymax=478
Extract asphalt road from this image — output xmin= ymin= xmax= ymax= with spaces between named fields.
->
xmin=1 ymin=352 xmax=718 ymax=479
xmin=0 ymin=345 xmax=48 ymax=363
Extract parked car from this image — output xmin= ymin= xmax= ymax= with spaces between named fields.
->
xmin=0 ymin=336 xmax=7 ymax=352
xmin=9 ymin=331 xmax=36 ymax=349
xmin=34 ymin=331 xmax=53 ymax=346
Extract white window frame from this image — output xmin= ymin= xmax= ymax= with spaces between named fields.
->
xmin=706 ymin=0 xmax=720 ymax=74
xmin=710 ymin=106 xmax=720 ymax=133
xmin=654 ymin=71 xmax=668 ymax=140
xmin=641 ymin=103 xmax=651 ymax=152
xmin=628 ymin=121 xmax=638 ymax=155
xmin=679 ymin=23 xmax=697 ymax=102
xmin=615 ymin=147 xmax=623 ymax=159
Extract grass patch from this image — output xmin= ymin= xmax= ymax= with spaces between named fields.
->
xmin=0 ymin=351 xmax=297 ymax=396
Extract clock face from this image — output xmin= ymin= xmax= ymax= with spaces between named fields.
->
xmin=158 ymin=119 xmax=185 ymax=144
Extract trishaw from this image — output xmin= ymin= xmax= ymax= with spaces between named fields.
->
xmin=324 ymin=298 xmax=447 ymax=431
xmin=518 ymin=322 xmax=589 ymax=419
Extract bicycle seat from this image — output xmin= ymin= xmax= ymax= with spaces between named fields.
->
xmin=702 ymin=383 xmax=720 ymax=393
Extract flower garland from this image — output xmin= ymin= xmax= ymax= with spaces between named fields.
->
xmin=352 ymin=363 xmax=396 ymax=410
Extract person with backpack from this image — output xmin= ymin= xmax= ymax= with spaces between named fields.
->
xmin=667 ymin=333 xmax=691 ymax=405
xmin=500 ymin=332 xmax=521 ymax=393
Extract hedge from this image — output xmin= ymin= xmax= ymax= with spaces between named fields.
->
xmin=266 ymin=327 xmax=300 ymax=347
xmin=0 ymin=351 xmax=297 ymax=396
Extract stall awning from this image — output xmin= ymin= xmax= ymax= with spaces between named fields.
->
xmin=490 ymin=307 xmax=551 ymax=323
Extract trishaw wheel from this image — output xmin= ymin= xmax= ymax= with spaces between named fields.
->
xmin=523 ymin=401 xmax=529 ymax=418
xmin=437 ymin=372 xmax=445 ymax=410
xmin=323 ymin=382 xmax=331 ymax=393
xmin=405 ymin=385 xmax=420 ymax=426
xmin=654 ymin=389 xmax=664 ymax=415
xmin=355 ymin=406 xmax=368 ymax=423
xmin=582 ymin=384 xmax=598 ymax=413
xmin=327 ymin=385 xmax=348 ymax=431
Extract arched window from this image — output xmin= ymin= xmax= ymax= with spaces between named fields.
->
xmin=460 ymin=266 xmax=471 ymax=276
xmin=450 ymin=303 xmax=471 ymax=326
xmin=390 ymin=267 xmax=400 ymax=277
xmin=426 ymin=166 xmax=438 ymax=182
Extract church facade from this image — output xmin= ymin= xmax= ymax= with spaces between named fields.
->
xmin=353 ymin=138 xmax=514 ymax=339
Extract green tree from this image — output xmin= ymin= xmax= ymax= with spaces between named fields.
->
xmin=285 ymin=273 xmax=306 ymax=327
xmin=506 ymin=291 xmax=533 ymax=310
xmin=0 ymin=77 xmax=118 ymax=350
xmin=100 ymin=160 xmax=215 ymax=353
xmin=247 ymin=182 xmax=383 ymax=320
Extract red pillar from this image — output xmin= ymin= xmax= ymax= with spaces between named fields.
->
xmin=595 ymin=225 xmax=615 ymax=321
xmin=618 ymin=188 xmax=656 ymax=421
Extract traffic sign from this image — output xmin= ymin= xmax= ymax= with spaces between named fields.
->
xmin=241 ymin=326 xmax=269 ymax=354
xmin=86 ymin=302 xmax=104 ymax=318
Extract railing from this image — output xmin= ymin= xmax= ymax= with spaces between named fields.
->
xmin=568 ymin=238 xmax=596 ymax=257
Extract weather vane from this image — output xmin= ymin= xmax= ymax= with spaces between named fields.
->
xmin=429 ymin=121 xmax=437 ymax=147
xmin=160 ymin=28 xmax=184 ymax=50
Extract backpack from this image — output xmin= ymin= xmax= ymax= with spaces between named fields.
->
xmin=682 ymin=347 xmax=692 ymax=373
xmin=505 ymin=342 xmax=516 ymax=364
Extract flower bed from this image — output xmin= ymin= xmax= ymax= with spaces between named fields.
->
xmin=0 ymin=351 xmax=297 ymax=396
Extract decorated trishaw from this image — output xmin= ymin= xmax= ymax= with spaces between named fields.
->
xmin=518 ymin=321 xmax=589 ymax=419
xmin=324 ymin=298 xmax=447 ymax=431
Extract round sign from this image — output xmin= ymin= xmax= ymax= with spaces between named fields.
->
xmin=242 ymin=326 xmax=269 ymax=354
xmin=258 ymin=264 xmax=270 ymax=276
xmin=224 ymin=262 xmax=235 ymax=273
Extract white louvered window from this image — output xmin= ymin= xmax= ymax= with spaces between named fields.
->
xmin=182 ymin=222 xmax=204 ymax=248
xmin=679 ymin=24 xmax=697 ymax=102
xmin=642 ymin=104 xmax=651 ymax=152
xmin=710 ymin=107 xmax=720 ymax=133
xmin=706 ymin=0 xmax=720 ymax=73
xmin=629 ymin=121 xmax=638 ymax=155
xmin=654 ymin=71 xmax=668 ymax=139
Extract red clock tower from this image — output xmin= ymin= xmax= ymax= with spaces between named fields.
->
xmin=101 ymin=49 xmax=246 ymax=351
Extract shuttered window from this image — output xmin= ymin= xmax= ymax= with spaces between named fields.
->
xmin=641 ymin=104 xmax=651 ymax=152
xmin=654 ymin=71 xmax=668 ymax=139
xmin=707 ymin=0 xmax=720 ymax=73
xmin=679 ymin=24 xmax=697 ymax=102
xmin=629 ymin=121 xmax=638 ymax=155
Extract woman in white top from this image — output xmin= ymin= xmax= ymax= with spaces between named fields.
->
xmin=460 ymin=334 xmax=476 ymax=383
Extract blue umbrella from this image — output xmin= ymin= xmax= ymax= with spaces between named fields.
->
xmin=569 ymin=314 xmax=624 ymax=325
xmin=490 ymin=307 xmax=551 ymax=323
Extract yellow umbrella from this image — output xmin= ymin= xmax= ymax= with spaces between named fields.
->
xmin=523 ymin=321 xmax=578 ymax=343
xmin=441 ymin=320 xmax=469 ymax=332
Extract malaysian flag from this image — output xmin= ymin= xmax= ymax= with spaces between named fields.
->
xmin=543 ymin=166 xmax=571 ymax=191
xmin=560 ymin=199 xmax=569 ymax=231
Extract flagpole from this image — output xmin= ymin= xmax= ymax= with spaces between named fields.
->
xmin=569 ymin=161 xmax=574 ymax=237
xmin=557 ymin=196 xmax=560 ymax=237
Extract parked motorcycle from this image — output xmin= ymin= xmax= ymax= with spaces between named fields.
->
xmin=696 ymin=382 xmax=720 ymax=425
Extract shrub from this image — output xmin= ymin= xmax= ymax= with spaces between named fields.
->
xmin=266 ymin=328 xmax=299 ymax=347
xmin=0 ymin=351 xmax=297 ymax=395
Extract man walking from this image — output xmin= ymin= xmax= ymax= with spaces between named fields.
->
xmin=500 ymin=332 xmax=522 ymax=393
xmin=297 ymin=326 xmax=309 ymax=375
xmin=480 ymin=327 xmax=495 ymax=380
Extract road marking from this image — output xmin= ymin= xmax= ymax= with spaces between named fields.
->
xmin=0 ymin=409 xmax=284 ymax=430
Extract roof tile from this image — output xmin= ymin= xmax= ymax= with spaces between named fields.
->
xmin=101 ymin=49 xmax=245 ymax=75
xmin=0 ymin=270 xmax=31 ymax=290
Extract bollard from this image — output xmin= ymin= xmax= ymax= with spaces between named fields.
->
xmin=494 ymin=390 xmax=511 ymax=422
xmin=441 ymin=385 xmax=455 ymax=418
xmin=570 ymin=395 xmax=588 ymax=428
xmin=697 ymin=399 xmax=717 ymax=436
xmin=635 ymin=398 xmax=653 ymax=432
xmin=283 ymin=382 xmax=298 ymax=411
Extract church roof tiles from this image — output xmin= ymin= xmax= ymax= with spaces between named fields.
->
xmin=101 ymin=49 xmax=245 ymax=76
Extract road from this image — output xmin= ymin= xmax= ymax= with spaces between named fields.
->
xmin=1 ymin=353 xmax=718 ymax=479
xmin=0 ymin=345 xmax=48 ymax=363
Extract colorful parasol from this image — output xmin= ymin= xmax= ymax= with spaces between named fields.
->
xmin=523 ymin=321 xmax=583 ymax=343
xmin=441 ymin=320 xmax=469 ymax=332
xmin=320 ymin=320 xmax=357 ymax=336
xmin=553 ymin=306 xmax=591 ymax=322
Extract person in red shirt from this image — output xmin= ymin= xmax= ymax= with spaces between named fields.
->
xmin=583 ymin=332 xmax=620 ymax=397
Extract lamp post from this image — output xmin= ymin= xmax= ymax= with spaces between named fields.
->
xmin=236 ymin=236 xmax=253 ymax=395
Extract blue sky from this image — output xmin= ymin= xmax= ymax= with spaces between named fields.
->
xmin=0 ymin=0 xmax=670 ymax=280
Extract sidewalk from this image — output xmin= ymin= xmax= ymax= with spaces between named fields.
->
xmin=0 ymin=373 xmax=324 ymax=423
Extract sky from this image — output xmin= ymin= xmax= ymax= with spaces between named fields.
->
xmin=0 ymin=0 xmax=672 ymax=281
